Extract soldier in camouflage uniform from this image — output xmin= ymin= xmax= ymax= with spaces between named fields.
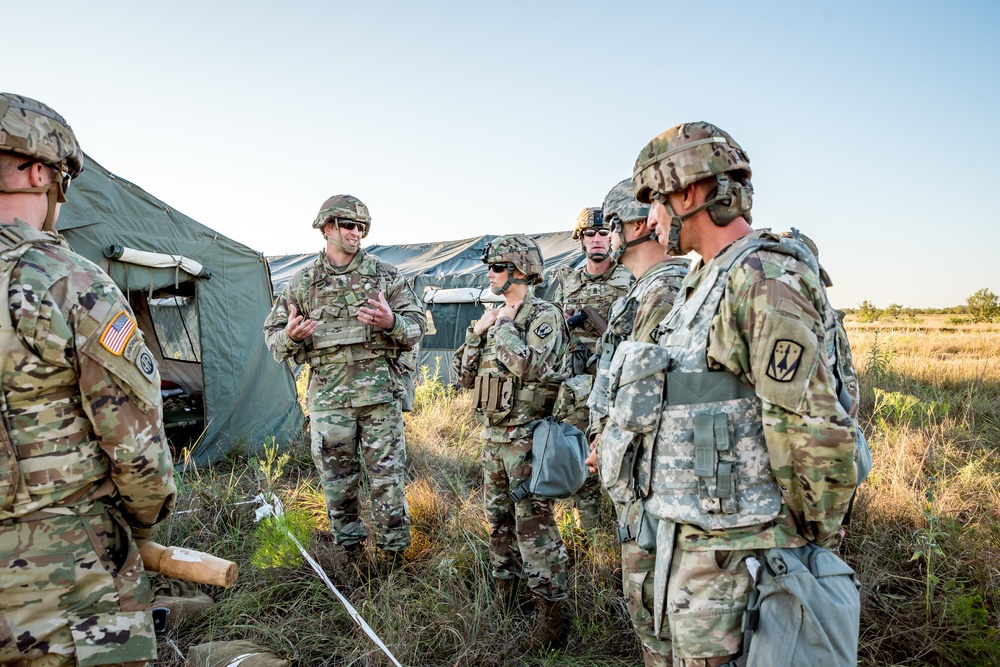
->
xmin=0 ymin=93 xmax=176 ymax=667
xmin=583 ymin=178 xmax=688 ymax=666
xmin=552 ymin=207 xmax=632 ymax=531
xmin=263 ymin=196 xmax=425 ymax=560
xmin=453 ymin=235 xmax=570 ymax=650
xmin=611 ymin=122 xmax=860 ymax=666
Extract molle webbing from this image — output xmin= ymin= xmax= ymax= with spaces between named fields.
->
xmin=666 ymin=371 xmax=755 ymax=405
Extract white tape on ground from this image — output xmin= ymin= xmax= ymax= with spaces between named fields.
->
xmin=252 ymin=493 xmax=404 ymax=667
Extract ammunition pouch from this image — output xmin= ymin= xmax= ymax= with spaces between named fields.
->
xmin=472 ymin=374 xmax=515 ymax=426
xmin=599 ymin=422 xmax=643 ymax=508
xmin=553 ymin=374 xmax=593 ymax=432
xmin=607 ymin=341 xmax=669 ymax=434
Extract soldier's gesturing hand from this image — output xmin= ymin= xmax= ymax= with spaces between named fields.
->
xmin=286 ymin=304 xmax=318 ymax=342
xmin=358 ymin=290 xmax=396 ymax=329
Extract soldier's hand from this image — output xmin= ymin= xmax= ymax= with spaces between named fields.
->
xmin=499 ymin=300 xmax=523 ymax=320
xmin=286 ymin=304 xmax=318 ymax=342
xmin=585 ymin=434 xmax=600 ymax=474
xmin=473 ymin=306 xmax=501 ymax=334
xmin=358 ymin=290 xmax=395 ymax=329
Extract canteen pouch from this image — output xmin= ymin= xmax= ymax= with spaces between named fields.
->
xmin=608 ymin=341 xmax=669 ymax=434
xmin=742 ymin=543 xmax=861 ymax=667
xmin=510 ymin=418 xmax=589 ymax=501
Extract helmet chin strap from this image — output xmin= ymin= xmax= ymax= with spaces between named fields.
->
xmin=0 ymin=178 xmax=65 ymax=232
xmin=587 ymin=250 xmax=609 ymax=262
xmin=610 ymin=224 xmax=658 ymax=262
xmin=488 ymin=265 xmax=529 ymax=295
xmin=658 ymin=179 xmax=739 ymax=255
xmin=325 ymin=228 xmax=359 ymax=256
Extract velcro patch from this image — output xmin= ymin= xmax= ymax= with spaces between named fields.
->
xmin=100 ymin=311 xmax=137 ymax=355
xmin=767 ymin=339 xmax=804 ymax=383
xmin=136 ymin=348 xmax=156 ymax=382
xmin=534 ymin=322 xmax=553 ymax=339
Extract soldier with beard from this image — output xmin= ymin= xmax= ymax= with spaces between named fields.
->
xmin=264 ymin=196 xmax=425 ymax=564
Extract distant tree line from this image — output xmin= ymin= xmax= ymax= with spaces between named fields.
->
xmin=842 ymin=288 xmax=999 ymax=323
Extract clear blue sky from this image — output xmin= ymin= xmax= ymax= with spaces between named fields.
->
xmin=6 ymin=1 xmax=998 ymax=308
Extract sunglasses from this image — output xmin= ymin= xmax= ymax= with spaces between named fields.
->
xmin=19 ymin=160 xmax=72 ymax=196
xmin=582 ymin=228 xmax=611 ymax=237
xmin=336 ymin=220 xmax=367 ymax=233
xmin=487 ymin=263 xmax=509 ymax=274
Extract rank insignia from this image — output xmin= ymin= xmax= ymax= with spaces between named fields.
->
xmin=533 ymin=322 xmax=553 ymax=339
xmin=100 ymin=311 xmax=137 ymax=355
xmin=766 ymin=339 xmax=803 ymax=383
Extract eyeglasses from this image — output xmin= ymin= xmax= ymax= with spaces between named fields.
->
xmin=582 ymin=228 xmax=611 ymax=237
xmin=336 ymin=220 xmax=367 ymax=233
xmin=487 ymin=263 xmax=509 ymax=274
xmin=18 ymin=160 xmax=72 ymax=196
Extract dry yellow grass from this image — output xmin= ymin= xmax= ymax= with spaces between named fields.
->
xmin=843 ymin=315 xmax=1000 ymax=665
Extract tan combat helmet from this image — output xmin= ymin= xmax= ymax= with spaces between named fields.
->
xmin=571 ymin=207 xmax=608 ymax=239
xmin=313 ymin=194 xmax=372 ymax=238
xmin=632 ymin=121 xmax=753 ymax=254
xmin=603 ymin=177 xmax=654 ymax=262
xmin=482 ymin=234 xmax=544 ymax=294
xmin=0 ymin=93 xmax=84 ymax=231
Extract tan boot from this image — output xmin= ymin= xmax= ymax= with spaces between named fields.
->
xmin=522 ymin=598 xmax=567 ymax=652
xmin=495 ymin=577 xmax=523 ymax=611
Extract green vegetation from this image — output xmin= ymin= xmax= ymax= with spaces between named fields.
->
xmin=151 ymin=318 xmax=1000 ymax=666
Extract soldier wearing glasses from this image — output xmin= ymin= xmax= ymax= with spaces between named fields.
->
xmin=552 ymin=207 xmax=632 ymax=531
xmin=454 ymin=234 xmax=570 ymax=651
xmin=264 ymin=195 xmax=425 ymax=565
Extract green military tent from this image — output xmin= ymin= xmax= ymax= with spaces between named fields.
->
xmin=267 ymin=233 xmax=588 ymax=382
xmin=57 ymin=155 xmax=304 ymax=465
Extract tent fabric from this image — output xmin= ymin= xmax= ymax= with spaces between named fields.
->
xmin=268 ymin=232 xmax=588 ymax=381
xmin=57 ymin=155 xmax=304 ymax=465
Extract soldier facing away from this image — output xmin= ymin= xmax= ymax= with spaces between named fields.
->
xmin=453 ymin=234 xmax=570 ymax=651
xmin=0 ymin=93 xmax=176 ymax=666
xmin=585 ymin=178 xmax=689 ymax=666
xmin=263 ymin=196 xmax=425 ymax=562
xmin=614 ymin=122 xmax=861 ymax=666
xmin=552 ymin=206 xmax=632 ymax=531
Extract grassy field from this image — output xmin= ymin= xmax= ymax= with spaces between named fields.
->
xmin=152 ymin=317 xmax=1000 ymax=666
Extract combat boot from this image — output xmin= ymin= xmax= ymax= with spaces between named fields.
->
xmin=494 ymin=577 xmax=523 ymax=612
xmin=522 ymin=598 xmax=567 ymax=652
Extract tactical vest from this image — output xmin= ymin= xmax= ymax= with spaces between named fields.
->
xmin=589 ymin=261 xmax=690 ymax=421
xmin=0 ymin=225 xmax=108 ymax=520
xmin=558 ymin=264 xmax=632 ymax=352
xmin=636 ymin=231 xmax=842 ymax=530
xmin=294 ymin=254 xmax=399 ymax=366
xmin=471 ymin=301 xmax=559 ymax=428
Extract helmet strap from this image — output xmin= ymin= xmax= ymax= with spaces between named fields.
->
xmin=0 ymin=179 xmax=65 ymax=232
xmin=325 ymin=225 xmax=360 ymax=256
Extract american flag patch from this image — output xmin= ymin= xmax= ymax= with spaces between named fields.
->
xmin=100 ymin=311 xmax=137 ymax=355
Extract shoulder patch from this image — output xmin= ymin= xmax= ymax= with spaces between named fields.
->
xmin=766 ymin=339 xmax=804 ymax=383
xmin=100 ymin=311 xmax=137 ymax=355
xmin=533 ymin=322 xmax=553 ymax=339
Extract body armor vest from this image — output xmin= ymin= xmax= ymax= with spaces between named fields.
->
xmin=472 ymin=300 xmax=559 ymax=427
xmin=0 ymin=225 xmax=107 ymax=519
xmin=590 ymin=261 xmax=689 ymax=420
xmin=641 ymin=231 xmax=838 ymax=530
xmin=559 ymin=264 xmax=632 ymax=352
xmin=295 ymin=254 xmax=399 ymax=365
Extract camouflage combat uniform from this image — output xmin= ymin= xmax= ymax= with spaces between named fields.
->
xmin=553 ymin=262 xmax=632 ymax=530
xmin=642 ymin=230 xmax=857 ymax=663
xmin=263 ymin=248 xmax=425 ymax=552
xmin=588 ymin=257 xmax=688 ymax=666
xmin=0 ymin=220 xmax=176 ymax=667
xmin=455 ymin=292 xmax=569 ymax=601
